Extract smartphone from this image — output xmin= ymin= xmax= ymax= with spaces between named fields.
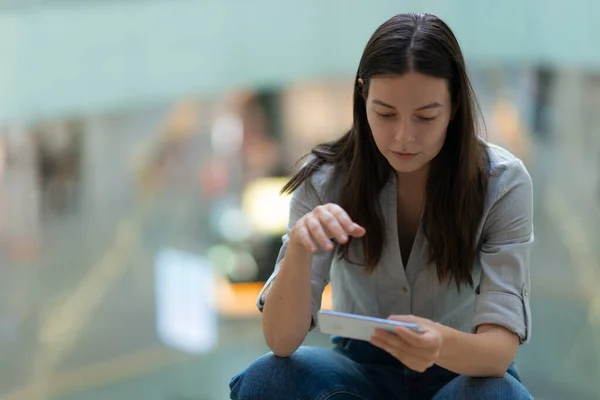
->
xmin=317 ymin=309 xmax=424 ymax=342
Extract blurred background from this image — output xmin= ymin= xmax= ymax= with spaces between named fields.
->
xmin=0 ymin=1 xmax=599 ymax=399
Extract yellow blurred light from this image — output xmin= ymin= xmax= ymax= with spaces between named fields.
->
xmin=241 ymin=177 xmax=291 ymax=235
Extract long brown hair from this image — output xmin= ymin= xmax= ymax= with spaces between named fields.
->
xmin=282 ymin=13 xmax=489 ymax=289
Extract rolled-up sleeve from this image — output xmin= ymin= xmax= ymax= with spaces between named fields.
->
xmin=473 ymin=160 xmax=534 ymax=344
xmin=256 ymin=179 xmax=334 ymax=330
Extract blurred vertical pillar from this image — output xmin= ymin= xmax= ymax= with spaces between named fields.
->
xmin=237 ymin=88 xmax=285 ymax=180
xmin=254 ymin=89 xmax=287 ymax=176
xmin=256 ymin=89 xmax=283 ymax=142
xmin=533 ymin=67 xmax=555 ymax=140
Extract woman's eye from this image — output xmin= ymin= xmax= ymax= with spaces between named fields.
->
xmin=376 ymin=112 xmax=395 ymax=119
xmin=416 ymin=116 xmax=437 ymax=122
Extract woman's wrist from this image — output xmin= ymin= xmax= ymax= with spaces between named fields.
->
xmin=286 ymin=230 xmax=314 ymax=262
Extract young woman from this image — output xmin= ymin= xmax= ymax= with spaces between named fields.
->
xmin=230 ymin=13 xmax=534 ymax=400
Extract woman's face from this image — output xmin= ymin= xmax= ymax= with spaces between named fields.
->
xmin=365 ymin=72 xmax=452 ymax=174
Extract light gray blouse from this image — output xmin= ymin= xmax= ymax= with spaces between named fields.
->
xmin=257 ymin=142 xmax=533 ymax=343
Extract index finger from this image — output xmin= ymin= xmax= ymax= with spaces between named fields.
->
xmin=327 ymin=205 xmax=365 ymax=236
xmin=393 ymin=326 xmax=430 ymax=348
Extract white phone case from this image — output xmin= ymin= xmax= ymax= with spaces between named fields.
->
xmin=317 ymin=309 xmax=424 ymax=342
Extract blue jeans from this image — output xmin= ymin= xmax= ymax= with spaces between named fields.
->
xmin=230 ymin=337 xmax=533 ymax=399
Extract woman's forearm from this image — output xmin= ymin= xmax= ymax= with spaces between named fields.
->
xmin=262 ymin=240 xmax=313 ymax=357
xmin=435 ymin=323 xmax=520 ymax=377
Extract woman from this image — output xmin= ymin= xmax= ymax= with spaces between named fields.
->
xmin=230 ymin=13 xmax=533 ymax=400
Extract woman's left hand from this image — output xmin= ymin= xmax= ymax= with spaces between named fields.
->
xmin=370 ymin=315 xmax=444 ymax=373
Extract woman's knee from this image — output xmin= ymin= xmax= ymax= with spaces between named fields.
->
xmin=229 ymin=347 xmax=337 ymax=400
xmin=434 ymin=373 xmax=533 ymax=400
xmin=229 ymin=352 xmax=287 ymax=399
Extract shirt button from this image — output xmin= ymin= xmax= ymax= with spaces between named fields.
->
xmin=523 ymin=289 xmax=528 ymax=297
xmin=402 ymin=286 xmax=408 ymax=293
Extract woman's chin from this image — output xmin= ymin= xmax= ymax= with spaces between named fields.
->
xmin=387 ymin=157 xmax=428 ymax=174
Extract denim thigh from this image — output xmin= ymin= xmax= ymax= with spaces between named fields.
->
xmin=229 ymin=346 xmax=383 ymax=400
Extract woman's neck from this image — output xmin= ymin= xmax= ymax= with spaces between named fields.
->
xmin=396 ymin=163 xmax=429 ymax=199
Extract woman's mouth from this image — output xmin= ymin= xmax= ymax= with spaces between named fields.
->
xmin=392 ymin=151 xmax=417 ymax=160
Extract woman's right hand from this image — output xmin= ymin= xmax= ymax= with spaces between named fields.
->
xmin=289 ymin=203 xmax=366 ymax=254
